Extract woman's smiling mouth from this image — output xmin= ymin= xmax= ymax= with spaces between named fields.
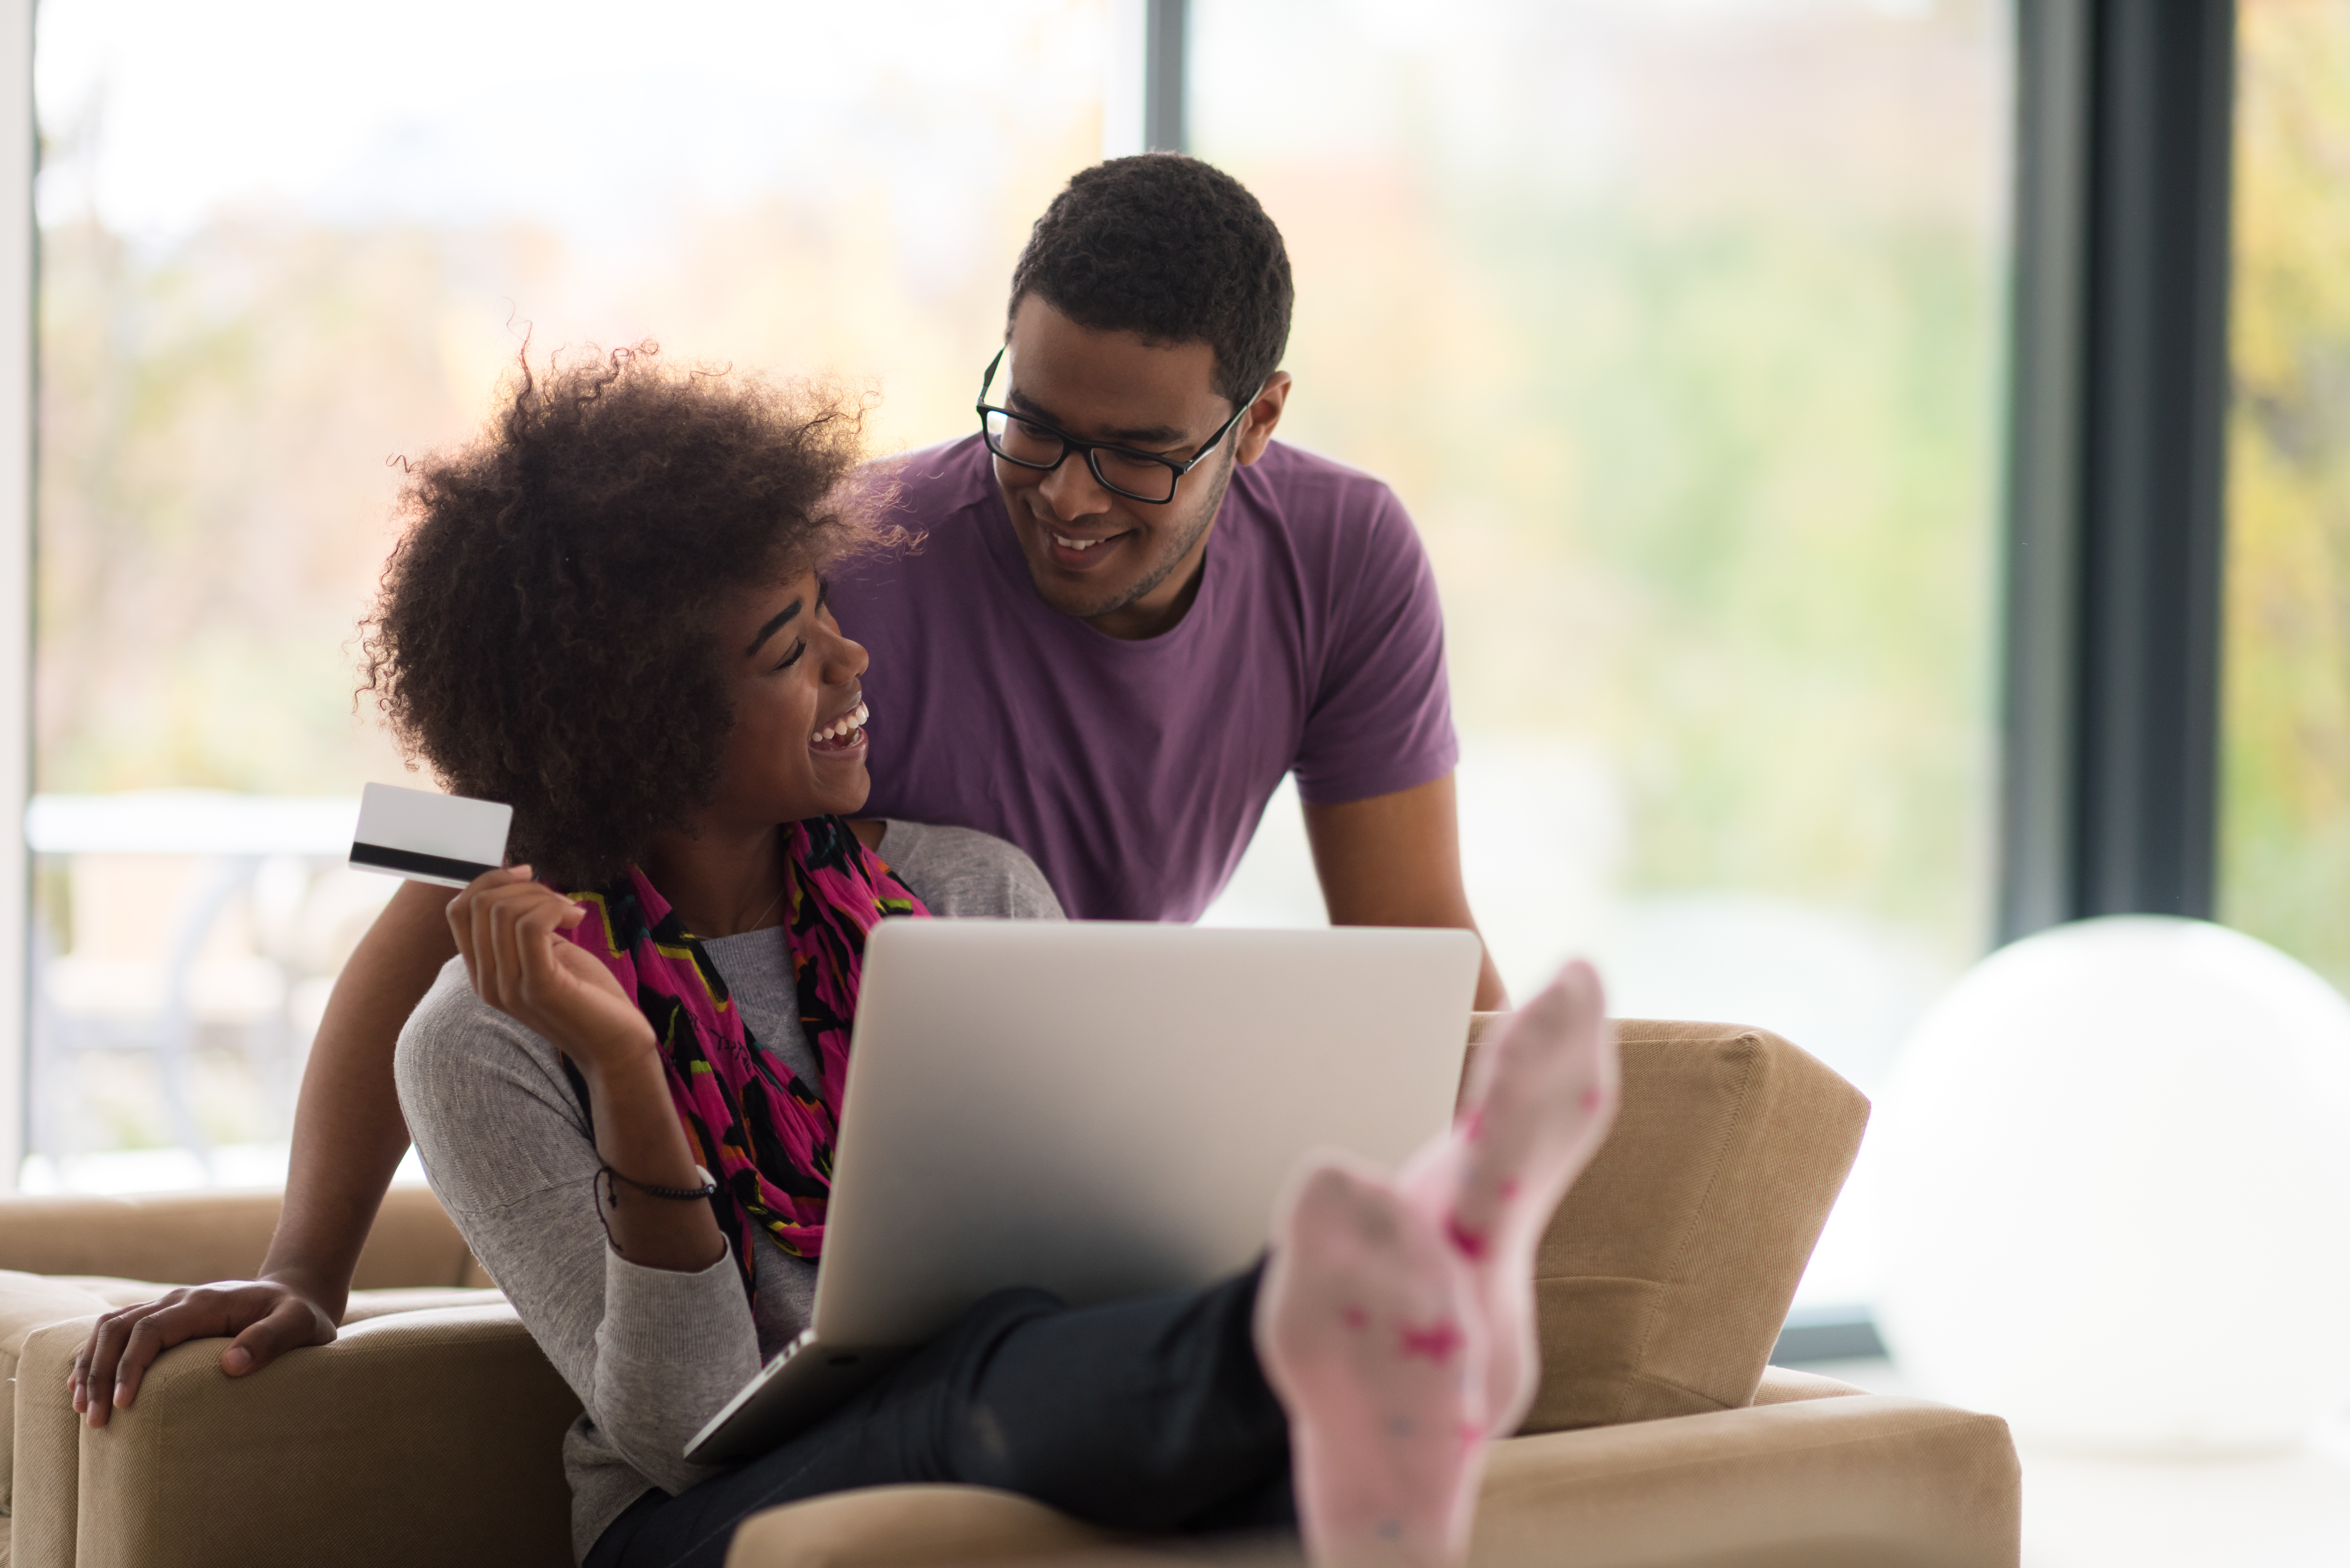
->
xmin=810 ymin=700 xmax=869 ymax=754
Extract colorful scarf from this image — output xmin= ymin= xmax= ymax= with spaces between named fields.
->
xmin=562 ymin=815 xmax=929 ymax=1297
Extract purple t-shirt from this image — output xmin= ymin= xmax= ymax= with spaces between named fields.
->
xmin=832 ymin=434 xmax=1457 ymax=922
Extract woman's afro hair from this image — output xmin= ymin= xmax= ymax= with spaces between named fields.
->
xmin=360 ymin=343 xmax=883 ymax=887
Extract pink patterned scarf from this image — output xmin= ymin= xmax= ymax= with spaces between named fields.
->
xmin=562 ymin=815 xmax=929 ymax=1296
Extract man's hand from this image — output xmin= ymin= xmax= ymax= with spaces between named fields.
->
xmin=69 ymin=1278 xmax=339 ymax=1427
xmin=1303 ymin=772 xmax=1510 ymax=1010
xmin=447 ymin=867 xmax=656 ymax=1071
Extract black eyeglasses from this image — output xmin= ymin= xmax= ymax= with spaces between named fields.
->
xmin=976 ymin=347 xmax=1262 ymax=505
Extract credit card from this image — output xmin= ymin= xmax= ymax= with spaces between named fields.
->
xmin=349 ymin=782 xmax=514 ymax=888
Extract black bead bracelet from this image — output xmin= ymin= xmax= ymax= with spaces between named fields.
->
xmin=595 ymin=1163 xmax=719 ymax=1256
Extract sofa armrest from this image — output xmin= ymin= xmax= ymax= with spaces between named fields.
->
xmin=0 ymin=1185 xmax=478 ymax=1290
xmin=1474 ymin=1392 xmax=2020 ymax=1568
xmin=13 ymin=1305 xmax=579 ymax=1568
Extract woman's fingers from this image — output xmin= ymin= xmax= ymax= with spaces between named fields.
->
xmin=487 ymin=882 xmax=572 ymax=1012
xmin=447 ymin=865 xmax=534 ymax=991
xmin=73 ymin=1280 xmax=344 ymax=1426
xmin=219 ymin=1291 xmax=340 ymax=1377
xmin=456 ymin=872 xmax=545 ymax=1010
xmin=78 ymin=1298 xmax=174 ymax=1427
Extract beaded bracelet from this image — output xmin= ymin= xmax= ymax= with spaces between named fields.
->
xmin=595 ymin=1163 xmax=719 ymax=1256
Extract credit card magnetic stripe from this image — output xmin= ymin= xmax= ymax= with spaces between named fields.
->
xmin=349 ymin=841 xmax=499 ymax=884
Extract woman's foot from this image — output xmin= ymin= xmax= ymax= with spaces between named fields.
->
xmin=1257 ymin=1158 xmax=1489 ymax=1568
xmin=1402 ymin=958 xmax=1618 ymax=1436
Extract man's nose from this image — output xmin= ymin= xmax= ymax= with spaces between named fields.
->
xmin=1038 ymin=452 xmax=1112 ymax=521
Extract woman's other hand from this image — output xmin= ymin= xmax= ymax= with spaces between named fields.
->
xmin=69 ymin=1278 xmax=339 ymax=1427
xmin=446 ymin=867 xmax=655 ymax=1071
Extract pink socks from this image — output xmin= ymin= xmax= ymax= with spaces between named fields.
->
xmin=1403 ymin=960 xmax=1618 ymax=1436
xmin=1258 ymin=1160 xmax=1489 ymax=1568
xmin=1256 ymin=960 xmax=1619 ymax=1568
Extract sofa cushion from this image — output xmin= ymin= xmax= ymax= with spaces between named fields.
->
xmin=721 ymin=1484 xmax=1121 ymax=1568
xmin=1509 ymin=1019 xmax=1869 ymax=1434
xmin=0 ymin=1272 xmax=116 ymax=1517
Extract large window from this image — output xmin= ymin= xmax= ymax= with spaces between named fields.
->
xmin=25 ymin=0 xmax=1107 ymax=1188
xmin=2221 ymin=0 xmax=2350 ymax=991
xmin=21 ymin=2 xmax=2017 ymax=1257
xmin=1190 ymin=0 xmax=2013 ymax=1305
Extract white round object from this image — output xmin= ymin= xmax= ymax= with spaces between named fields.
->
xmin=1876 ymin=915 xmax=2350 ymax=1453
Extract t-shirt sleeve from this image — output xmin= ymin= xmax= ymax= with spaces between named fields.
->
xmin=1289 ymin=482 xmax=1459 ymax=806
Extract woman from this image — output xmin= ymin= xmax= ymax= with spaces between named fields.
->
xmin=361 ymin=345 xmax=1616 ymax=1568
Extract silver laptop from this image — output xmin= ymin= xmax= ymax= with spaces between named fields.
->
xmin=684 ymin=919 xmax=1480 ymax=1465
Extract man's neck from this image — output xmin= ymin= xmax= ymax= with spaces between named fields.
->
xmin=1084 ymin=551 xmax=1210 ymax=640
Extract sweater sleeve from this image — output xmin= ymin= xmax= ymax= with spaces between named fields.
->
xmin=393 ymin=960 xmax=763 ymax=1496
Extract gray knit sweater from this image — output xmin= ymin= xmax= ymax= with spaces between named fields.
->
xmin=392 ymin=822 xmax=1063 ymax=1562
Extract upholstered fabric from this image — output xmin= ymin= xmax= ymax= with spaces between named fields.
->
xmin=0 ymin=1183 xmax=476 ymax=1291
xmin=722 ymin=1485 xmax=1125 ymax=1568
xmin=1751 ymin=1365 xmax=1870 ymax=1406
xmin=0 ymin=1274 xmax=116 ymax=1518
xmin=717 ymin=1380 xmax=2019 ymax=1568
xmin=12 ymin=1305 xmax=579 ymax=1568
xmin=1504 ymin=1020 xmax=1871 ymax=1433
xmin=1472 ymin=1392 xmax=2020 ymax=1568
xmin=10 ymin=1323 xmax=86 ymax=1568
xmin=0 ymin=1019 xmax=1997 ymax=1568
xmin=0 ymin=1179 xmax=494 ymax=1536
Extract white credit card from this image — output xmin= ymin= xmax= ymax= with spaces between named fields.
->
xmin=349 ymin=783 xmax=513 ymax=889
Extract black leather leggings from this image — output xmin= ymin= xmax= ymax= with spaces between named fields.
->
xmin=585 ymin=1265 xmax=1294 ymax=1568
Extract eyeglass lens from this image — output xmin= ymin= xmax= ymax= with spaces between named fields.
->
xmin=983 ymin=410 xmax=1178 ymax=502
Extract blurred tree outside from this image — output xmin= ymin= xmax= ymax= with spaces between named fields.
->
xmin=26 ymin=0 xmax=1106 ymax=1178
xmin=33 ymin=0 xmax=1105 ymax=799
xmin=1197 ymin=0 xmax=2005 ymax=991
xmin=2221 ymin=0 xmax=2350 ymax=991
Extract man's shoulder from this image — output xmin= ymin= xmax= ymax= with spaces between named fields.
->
xmin=874 ymin=433 xmax=993 ymax=520
xmin=1231 ymin=440 xmax=1414 ymax=545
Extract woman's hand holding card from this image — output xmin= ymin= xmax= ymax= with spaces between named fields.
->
xmin=446 ymin=867 xmax=658 ymax=1073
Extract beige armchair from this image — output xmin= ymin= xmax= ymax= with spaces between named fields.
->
xmin=0 ymin=1022 xmax=2020 ymax=1568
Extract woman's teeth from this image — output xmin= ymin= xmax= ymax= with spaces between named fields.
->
xmin=1052 ymin=531 xmax=1106 ymax=551
xmin=812 ymin=702 xmax=869 ymax=746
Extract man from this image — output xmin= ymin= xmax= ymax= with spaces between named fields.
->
xmin=70 ymin=154 xmax=1506 ymax=1417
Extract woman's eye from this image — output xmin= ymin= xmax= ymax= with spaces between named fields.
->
xmin=775 ymin=640 xmax=807 ymax=670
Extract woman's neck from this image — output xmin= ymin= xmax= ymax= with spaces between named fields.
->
xmin=636 ymin=815 xmax=885 ymax=938
xmin=641 ymin=820 xmax=787 ymax=940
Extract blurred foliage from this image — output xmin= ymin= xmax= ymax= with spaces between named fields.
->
xmin=2220 ymin=0 xmax=2350 ymax=989
xmin=1203 ymin=0 xmax=2003 ymax=963
xmin=33 ymin=52 xmax=1100 ymax=797
xmin=38 ymin=0 xmax=2012 ymax=976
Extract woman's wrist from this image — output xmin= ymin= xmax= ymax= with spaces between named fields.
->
xmin=565 ymin=1020 xmax=663 ymax=1082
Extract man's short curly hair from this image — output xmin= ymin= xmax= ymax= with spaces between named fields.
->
xmin=360 ymin=343 xmax=880 ymax=887
xmin=1008 ymin=154 xmax=1293 ymax=405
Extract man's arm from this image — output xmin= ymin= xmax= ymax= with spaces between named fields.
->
xmin=1302 ymin=772 xmax=1509 ymax=1011
xmin=71 ymin=879 xmax=459 ymax=1424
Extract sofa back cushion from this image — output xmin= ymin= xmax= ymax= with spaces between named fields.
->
xmin=1506 ymin=1018 xmax=1869 ymax=1433
xmin=0 ymin=1183 xmax=477 ymax=1290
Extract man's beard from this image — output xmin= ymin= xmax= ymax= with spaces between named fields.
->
xmin=1057 ymin=447 xmax=1237 ymax=623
